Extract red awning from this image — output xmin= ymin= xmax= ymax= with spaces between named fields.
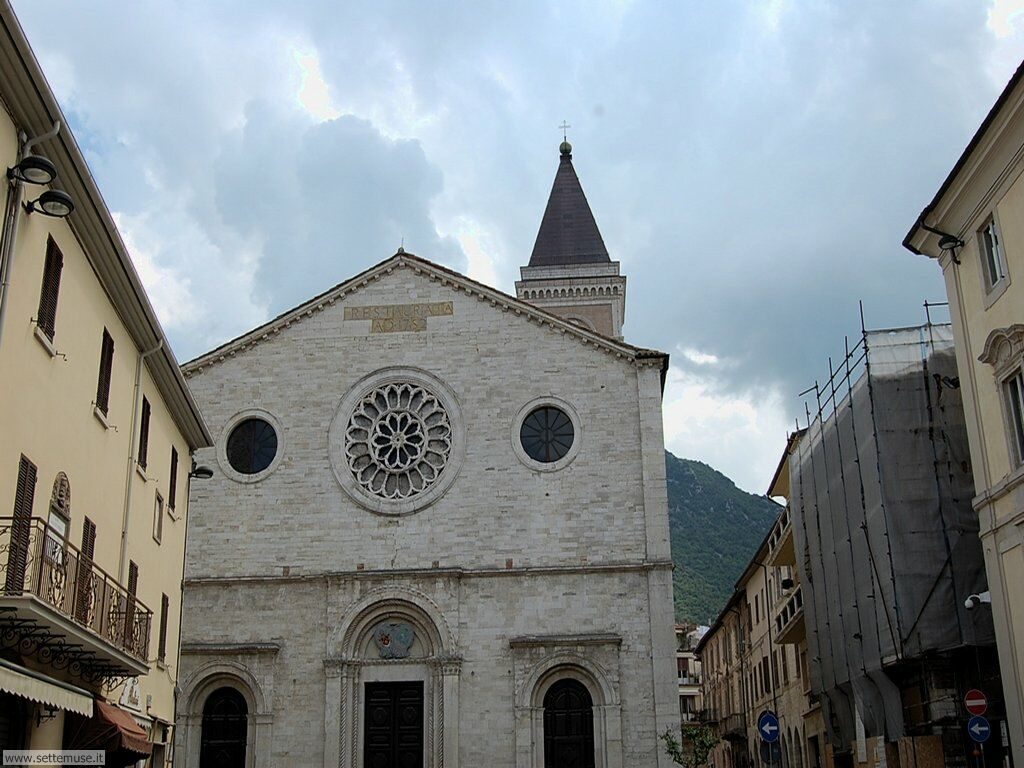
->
xmin=65 ymin=699 xmax=152 ymax=766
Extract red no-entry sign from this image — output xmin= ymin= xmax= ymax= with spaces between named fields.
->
xmin=965 ymin=689 xmax=988 ymax=716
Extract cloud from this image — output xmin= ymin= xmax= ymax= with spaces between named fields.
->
xmin=662 ymin=365 xmax=792 ymax=494
xmin=210 ymin=103 xmax=463 ymax=313
xmin=11 ymin=0 xmax=1024 ymax=490
xmin=293 ymin=47 xmax=342 ymax=122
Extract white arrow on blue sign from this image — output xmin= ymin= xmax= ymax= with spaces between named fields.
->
xmin=968 ymin=716 xmax=991 ymax=743
xmin=758 ymin=711 xmax=781 ymax=743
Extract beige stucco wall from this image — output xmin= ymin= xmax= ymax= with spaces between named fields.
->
xmin=925 ymin=114 xmax=1024 ymax=763
xmin=0 ymin=101 xmax=192 ymax=741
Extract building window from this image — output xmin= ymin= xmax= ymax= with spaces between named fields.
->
xmin=36 ymin=237 xmax=63 ymax=341
xmin=1005 ymin=368 xmax=1024 ymax=466
xmin=158 ymin=593 xmax=169 ymax=663
xmin=520 ymin=405 xmax=575 ymax=463
xmin=228 ymin=417 xmax=279 ymax=476
xmin=153 ymin=492 xmax=164 ymax=544
xmin=95 ymin=329 xmax=114 ymax=415
xmin=168 ymin=447 xmax=178 ymax=510
xmin=138 ymin=397 xmax=151 ymax=470
xmin=979 ymin=217 xmax=1008 ymax=291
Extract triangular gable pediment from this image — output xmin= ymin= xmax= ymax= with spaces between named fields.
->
xmin=182 ymin=252 xmax=666 ymax=379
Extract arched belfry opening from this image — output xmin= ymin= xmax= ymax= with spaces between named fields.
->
xmin=543 ymin=678 xmax=596 ymax=768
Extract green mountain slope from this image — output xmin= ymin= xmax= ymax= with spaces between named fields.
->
xmin=665 ymin=451 xmax=780 ymax=624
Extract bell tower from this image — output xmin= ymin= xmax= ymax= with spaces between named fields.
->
xmin=515 ymin=141 xmax=626 ymax=340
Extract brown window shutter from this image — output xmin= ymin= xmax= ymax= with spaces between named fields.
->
xmin=5 ymin=455 xmax=38 ymax=594
xmin=127 ymin=560 xmax=138 ymax=596
xmin=74 ymin=517 xmax=96 ymax=623
xmin=168 ymin=447 xmax=178 ymax=509
xmin=125 ymin=560 xmax=139 ymax=648
xmin=81 ymin=518 xmax=96 ymax=560
xmin=158 ymin=593 xmax=169 ymax=661
xmin=138 ymin=398 xmax=151 ymax=469
xmin=95 ymin=330 xmax=114 ymax=415
xmin=36 ymin=238 xmax=63 ymax=340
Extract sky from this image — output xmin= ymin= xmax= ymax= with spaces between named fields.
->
xmin=13 ymin=0 xmax=1024 ymax=493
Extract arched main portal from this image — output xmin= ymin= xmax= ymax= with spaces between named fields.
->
xmin=200 ymin=687 xmax=248 ymax=768
xmin=543 ymin=678 xmax=596 ymax=768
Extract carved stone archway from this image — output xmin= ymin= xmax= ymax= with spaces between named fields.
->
xmin=179 ymin=661 xmax=273 ymax=768
xmin=324 ymin=587 xmax=461 ymax=768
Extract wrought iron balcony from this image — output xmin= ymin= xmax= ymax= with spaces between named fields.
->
xmin=774 ymin=586 xmax=805 ymax=645
xmin=0 ymin=517 xmax=151 ymax=681
xmin=767 ymin=507 xmax=795 ymax=567
xmin=722 ymin=712 xmax=746 ymax=741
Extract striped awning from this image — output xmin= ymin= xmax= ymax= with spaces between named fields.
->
xmin=0 ymin=657 xmax=93 ymax=716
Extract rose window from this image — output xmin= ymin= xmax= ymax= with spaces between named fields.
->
xmin=345 ymin=382 xmax=453 ymax=499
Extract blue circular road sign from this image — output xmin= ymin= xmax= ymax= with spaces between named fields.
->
xmin=968 ymin=716 xmax=991 ymax=743
xmin=758 ymin=711 xmax=781 ymax=743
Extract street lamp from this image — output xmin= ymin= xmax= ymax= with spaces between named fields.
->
xmin=24 ymin=189 xmax=74 ymax=218
xmin=189 ymin=461 xmax=214 ymax=480
xmin=7 ymin=154 xmax=57 ymax=185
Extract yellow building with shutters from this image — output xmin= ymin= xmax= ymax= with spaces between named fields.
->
xmin=905 ymin=61 xmax=1024 ymax=766
xmin=0 ymin=3 xmax=211 ymax=765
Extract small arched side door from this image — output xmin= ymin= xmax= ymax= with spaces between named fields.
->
xmin=543 ymin=678 xmax=595 ymax=768
xmin=200 ymin=687 xmax=247 ymax=768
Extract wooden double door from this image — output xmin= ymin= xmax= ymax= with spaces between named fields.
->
xmin=364 ymin=681 xmax=424 ymax=768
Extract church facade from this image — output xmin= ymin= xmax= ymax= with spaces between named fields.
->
xmin=174 ymin=143 xmax=680 ymax=768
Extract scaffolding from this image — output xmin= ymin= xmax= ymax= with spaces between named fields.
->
xmin=789 ymin=322 xmax=994 ymax=748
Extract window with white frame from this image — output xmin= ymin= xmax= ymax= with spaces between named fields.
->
xmin=979 ymin=217 xmax=1009 ymax=291
xmin=153 ymin=491 xmax=164 ymax=543
xmin=1005 ymin=368 xmax=1024 ymax=466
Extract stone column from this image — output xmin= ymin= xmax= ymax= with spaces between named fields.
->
xmin=440 ymin=657 xmax=462 ymax=768
xmin=323 ymin=659 xmax=346 ymax=768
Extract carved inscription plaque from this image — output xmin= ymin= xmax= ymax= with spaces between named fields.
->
xmin=344 ymin=301 xmax=453 ymax=333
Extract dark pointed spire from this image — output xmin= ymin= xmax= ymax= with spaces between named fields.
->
xmin=528 ymin=142 xmax=610 ymax=267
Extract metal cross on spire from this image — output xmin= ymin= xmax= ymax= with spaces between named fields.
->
xmin=559 ymin=121 xmax=571 ymax=141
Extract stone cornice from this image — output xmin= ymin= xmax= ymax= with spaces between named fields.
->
xmin=181 ymin=252 xmax=667 ymax=378
xmin=180 ymin=642 xmax=280 ymax=655
xmin=184 ymin=559 xmax=675 ymax=587
xmin=508 ymin=633 xmax=622 ymax=648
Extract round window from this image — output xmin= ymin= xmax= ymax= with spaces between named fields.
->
xmin=519 ymin=406 xmax=575 ymax=463
xmin=225 ymin=418 xmax=278 ymax=475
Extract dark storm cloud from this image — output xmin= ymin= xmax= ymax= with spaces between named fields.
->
xmin=11 ymin=0 xmax=1021 ymax=487
xmin=212 ymin=103 xmax=462 ymax=311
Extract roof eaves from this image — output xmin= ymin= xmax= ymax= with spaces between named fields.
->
xmin=183 ymin=251 xmax=667 ymax=377
xmin=0 ymin=4 xmax=211 ymax=448
xmin=903 ymin=59 xmax=1024 ymax=255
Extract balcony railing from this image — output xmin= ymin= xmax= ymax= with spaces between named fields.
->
xmin=767 ymin=508 xmax=796 ymax=567
xmin=774 ymin=586 xmax=805 ymax=644
xmin=721 ymin=712 xmax=746 ymax=740
xmin=0 ymin=517 xmax=151 ymax=668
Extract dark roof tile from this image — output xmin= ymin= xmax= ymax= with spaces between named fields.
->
xmin=529 ymin=146 xmax=610 ymax=267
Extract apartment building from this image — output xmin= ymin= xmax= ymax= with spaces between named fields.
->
xmin=696 ymin=523 xmax=812 ymax=768
xmin=904 ymin=60 xmax=1024 ymax=766
xmin=788 ymin=325 xmax=1005 ymax=768
xmin=0 ymin=4 xmax=211 ymax=764
xmin=677 ymin=623 xmax=706 ymax=724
